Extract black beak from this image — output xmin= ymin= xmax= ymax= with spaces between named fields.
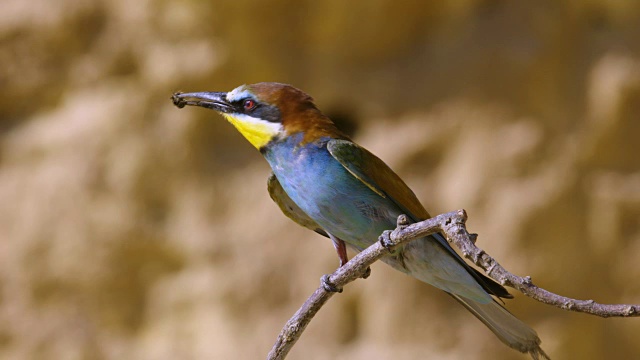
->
xmin=171 ymin=91 xmax=233 ymax=113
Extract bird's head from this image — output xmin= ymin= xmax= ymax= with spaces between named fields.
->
xmin=172 ymin=82 xmax=348 ymax=150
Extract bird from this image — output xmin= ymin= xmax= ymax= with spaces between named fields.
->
xmin=171 ymin=82 xmax=548 ymax=359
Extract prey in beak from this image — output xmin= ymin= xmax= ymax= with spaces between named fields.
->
xmin=171 ymin=92 xmax=232 ymax=113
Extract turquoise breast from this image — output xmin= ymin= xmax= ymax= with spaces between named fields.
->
xmin=263 ymin=135 xmax=401 ymax=250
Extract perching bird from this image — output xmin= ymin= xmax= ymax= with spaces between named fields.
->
xmin=172 ymin=82 xmax=548 ymax=359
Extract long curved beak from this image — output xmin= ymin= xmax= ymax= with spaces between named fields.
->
xmin=171 ymin=91 xmax=233 ymax=113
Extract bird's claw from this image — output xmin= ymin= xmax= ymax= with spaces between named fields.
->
xmin=361 ymin=266 xmax=371 ymax=279
xmin=321 ymin=274 xmax=343 ymax=293
xmin=378 ymin=230 xmax=394 ymax=253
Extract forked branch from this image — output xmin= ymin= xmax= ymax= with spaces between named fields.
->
xmin=267 ymin=210 xmax=639 ymax=360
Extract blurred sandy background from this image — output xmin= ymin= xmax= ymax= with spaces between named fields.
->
xmin=2 ymin=1 xmax=640 ymax=359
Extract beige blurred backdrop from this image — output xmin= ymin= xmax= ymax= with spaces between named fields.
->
xmin=2 ymin=1 xmax=640 ymax=359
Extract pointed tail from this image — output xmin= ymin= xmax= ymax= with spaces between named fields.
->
xmin=449 ymin=293 xmax=550 ymax=359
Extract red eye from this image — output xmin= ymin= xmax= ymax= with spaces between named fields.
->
xmin=243 ymin=99 xmax=256 ymax=110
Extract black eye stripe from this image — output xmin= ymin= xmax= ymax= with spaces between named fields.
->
xmin=233 ymin=99 xmax=281 ymax=123
xmin=231 ymin=101 xmax=246 ymax=112
xmin=252 ymin=104 xmax=281 ymax=123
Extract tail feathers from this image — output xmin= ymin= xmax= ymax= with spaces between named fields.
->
xmin=449 ymin=294 xmax=549 ymax=360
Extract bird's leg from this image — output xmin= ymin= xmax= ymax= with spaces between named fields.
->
xmin=330 ymin=234 xmax=349 ymax=267
xmin=329 ymin=233 xmax=371 ymax=279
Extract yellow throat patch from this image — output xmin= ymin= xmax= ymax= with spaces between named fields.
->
xmin=222 ymin=113 xmax=281 ymax=149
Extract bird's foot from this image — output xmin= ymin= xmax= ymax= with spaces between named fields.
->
xmin=321 ymin=274 xmax=343 ymax=293
xmin=361 ymin=266 xmax=371 ymax=279
xmin=378 ymin=230 xmax=395 ymax=253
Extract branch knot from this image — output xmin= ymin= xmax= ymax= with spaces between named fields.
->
xmin=625 ymin=306 xmax=636 ymax=315
xmin=396 ymin=214 xmax=411 ymax=228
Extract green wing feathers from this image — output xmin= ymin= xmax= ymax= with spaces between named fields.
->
xmin=327 ymin=139 xmax=431 ymax=221
xmin=328 ymin=139 xmax=513 ymax=300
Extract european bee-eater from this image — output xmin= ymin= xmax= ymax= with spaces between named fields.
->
xmin=172 ymin=83 xmax=547 ymax=358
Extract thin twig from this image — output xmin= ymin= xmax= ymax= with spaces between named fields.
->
xmin=268 ymin=209 xmax=640 ymax=359
xmin=439 ymin=210 xmax=640 ymax=318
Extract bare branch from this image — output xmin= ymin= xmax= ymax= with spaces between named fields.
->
xmin=267 ymin=212 xmax=447 ymax=360
xmin=268 ymin=210 xmax=640 ymax=359
xmin=439 ymin=211 xmax=640 ymax=318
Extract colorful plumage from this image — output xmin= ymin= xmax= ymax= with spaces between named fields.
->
xmin=172 ymin=83 xmax=548 ymax=359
